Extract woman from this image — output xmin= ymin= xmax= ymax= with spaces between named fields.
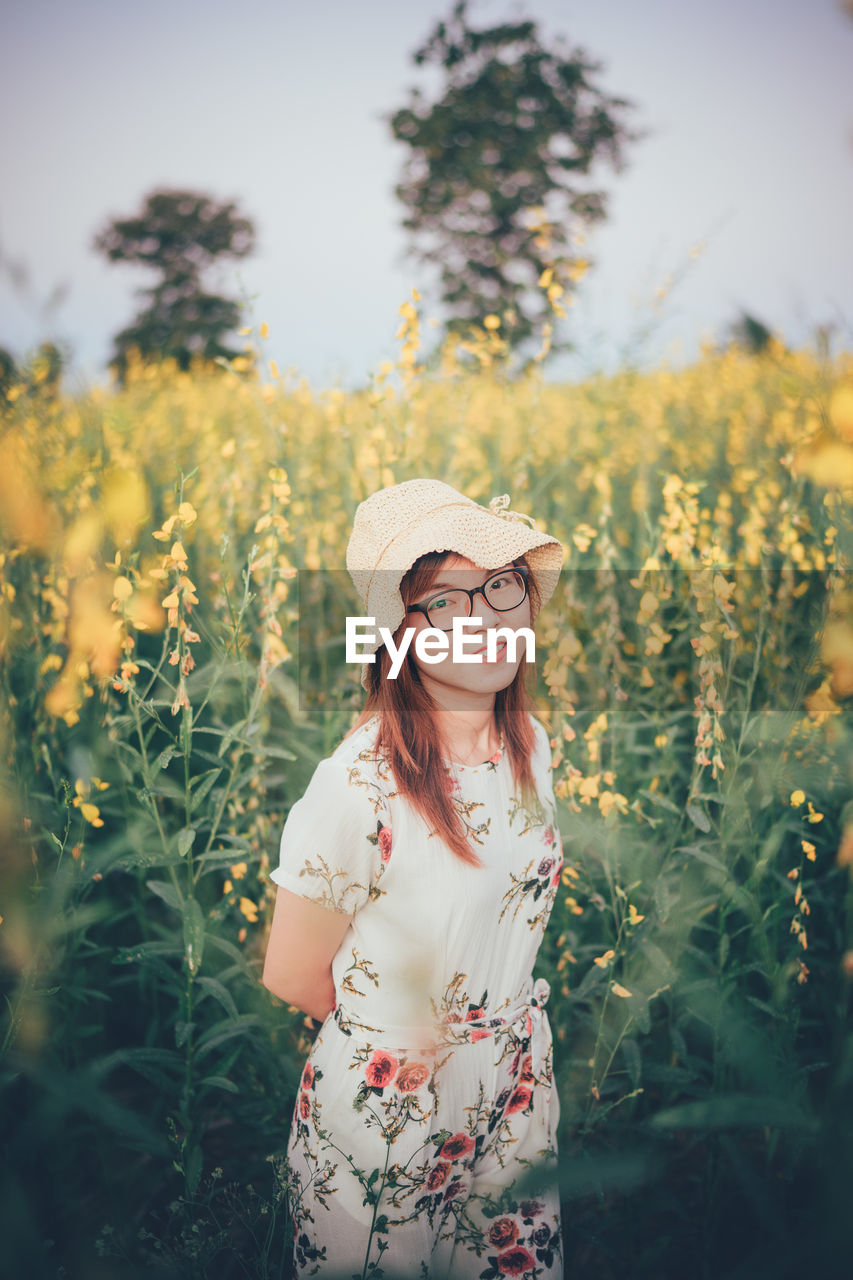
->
xmin=262 ymin=478 xmax=565 ymax=1278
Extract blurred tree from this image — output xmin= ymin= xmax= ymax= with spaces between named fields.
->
xmin=726 ymin=310 xmax=782 ymax=355
xmin=93 ymin=188 xmax=255 ymax=378
xmin=389 ymin=1 xmax=638 ymax=356
xmin=25 ymin=341 xmax=67 ymax=394
xmin=0 ymin=346 xmax=17 ymax=398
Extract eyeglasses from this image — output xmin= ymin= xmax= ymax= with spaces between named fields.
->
xmin=406 ymin=566 xmax=530 ymax=631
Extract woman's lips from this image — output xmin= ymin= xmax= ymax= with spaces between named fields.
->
xmin=475 ymin=639 xmax=508 ymax=661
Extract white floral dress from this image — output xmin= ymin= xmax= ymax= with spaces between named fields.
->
xmin=268 ymin=713 xmax=563 ymax=1279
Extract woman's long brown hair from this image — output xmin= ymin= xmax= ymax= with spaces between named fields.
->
xmin=347 ymin=552 xmax=543 ymax=866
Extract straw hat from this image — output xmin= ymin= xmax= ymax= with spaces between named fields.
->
xmin=346 ymin=478 xmax=564 ymax=689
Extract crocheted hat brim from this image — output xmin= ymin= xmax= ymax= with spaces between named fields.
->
xmin=347 ymin=497 xmax=563 ymax=691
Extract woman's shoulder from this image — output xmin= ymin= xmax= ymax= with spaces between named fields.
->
xmin=319 ymin=715 xmax=393 ymax=796
xmin=294 ymin=716 xmax=390 ymax=821
xmin=328 ymin=714 xmax=382 ymax=770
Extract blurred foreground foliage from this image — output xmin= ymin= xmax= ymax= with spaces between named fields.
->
xmin=2 ymin=319 xmax=853 ymax=1278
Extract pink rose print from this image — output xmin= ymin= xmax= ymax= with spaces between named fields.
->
xmin=395 ymin=1061 xmax=430 ymax=1093
xmin=542 ymin=825 xmax=556 ymax=847
xmin=378 ymin=824 xmax=392 ymax=863
xmin=488 ymin=1217 xmax=520 ymax=1248
xmin=443 ymin=1177 xmax=465 ymax=1201
xmin=365 ymin=1049 xmax=399 ymax=1088
xmin=497 ymin=1245 xmax=537 ymax=1275
xmin=298 ymin=1092 xmax=311 ymax=1120
xmin=519 ymin=1199 xmax=543 ymax=1218
xmin=301 ymin=1062 xmax=314 ymax=1091
xmin=426 ymin=1161 xmax=451 ymax=1190
xmin=520 ymin=1054 xmax=534 ymax=1084
xmin=506 ymin=1084 xmax=533 ymax=1114
xmin=537 ymin=856 xmax=554 ymax=877
xmin=438 ymin=1131 xmax=475 ymax=1161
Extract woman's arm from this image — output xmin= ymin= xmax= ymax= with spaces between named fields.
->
xmin=261 ymin=886 xmax=354 ymax=1022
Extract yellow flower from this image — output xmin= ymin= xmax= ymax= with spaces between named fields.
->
xmin=628 ymin=903 xmax=645 ymax=925
xmin=259 ymin=321 xmax=269 ymax=339
xmin=579 ymin=774 xmax=600 ymax=802
xmin=239 ymin=897 xmax=259 ymax=923
xmin=611 ymin=983 xmax=632 ymax=998
xmin=571 ymin=522 xmax=597 ymax=553
xmin=483 ymin=314 xmax=501 ymax=330
xmin=789 ymin=789 xmax=806 ymax=807
xmin=801 ymin=840 xmax=816 ymax=861
xmin=230 ymin=861 xmax=248 ymax=880
xmin=223 ymin=879 xmax=233 ymax=895
xmin=593 ymin=949 xmax=615 ymax=968
xmin=79 ymin=802 xmax=104 ymax=827
xmin=807 ymin=802 xmax=824 ymax=823
xmin=113 ymin=576 xmax=133 ymax=600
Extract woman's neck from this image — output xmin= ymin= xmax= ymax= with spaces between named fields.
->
xmin=434 ymin=710 xmax=500 ymax=766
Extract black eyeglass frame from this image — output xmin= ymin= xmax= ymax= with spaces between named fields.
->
xmin=405 ymin=565 xmax=530 ymax=632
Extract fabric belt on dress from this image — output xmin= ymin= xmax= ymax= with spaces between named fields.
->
xmin=331 ymin=975 xmax=551 ymax=1051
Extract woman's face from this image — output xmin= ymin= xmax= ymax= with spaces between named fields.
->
xmin=401 ymin=553 xmax=533 ymax=703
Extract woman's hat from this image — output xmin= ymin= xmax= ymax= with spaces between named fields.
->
xmin=345 ymin=478 xmax=564 ymax=687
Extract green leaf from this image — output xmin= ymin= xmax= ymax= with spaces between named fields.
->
xmin=200 ymin=1074 xmax=239 ymax=1095
xmin=681 ymin=844 xmax=728 ymax=876
xmin=146 ymin=879 xmax=183 ymax=912
xmin=111 ymin=844 xmax=184 ymax=871
xmin=177 ymin=827 xmax=196 ymax=857
xmin=175 ymin=1020 xmax=195 ymax=1048
xmin=686 ymin=804 xmax=711 ymax=832
xmin=189 ymin=768 xmax=223 ymax=813
xmin=637 ymin=788 xmax=681 ymax=814
xmin=196 ymin=976 xmax=239 ymax=1020
xmin=182 ymin=897 xmax=205 ymax=975
xmin=196 ymin=1013 xmax=263 ymax=1057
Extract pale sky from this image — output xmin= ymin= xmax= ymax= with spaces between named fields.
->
xmin=1 ymin=0 xmax=852 ymax=386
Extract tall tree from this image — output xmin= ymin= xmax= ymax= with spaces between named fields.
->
xmin=93 ymin=188 xmax=255 ymax=376
xmin=390 ymin=2 xmax=638 ymax=356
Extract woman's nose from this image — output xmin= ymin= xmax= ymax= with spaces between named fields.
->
xmin=469 ymin=588 xmax=503 ymax=623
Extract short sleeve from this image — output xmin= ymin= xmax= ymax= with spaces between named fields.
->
xmin=268 ymin=755 xmax=386 ymax=915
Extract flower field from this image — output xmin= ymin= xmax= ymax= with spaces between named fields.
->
xmin=2 ymin=318 xmax=853 ymax=1279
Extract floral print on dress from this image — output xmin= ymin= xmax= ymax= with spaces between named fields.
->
xmin=268 ymin=713 xmax=564 ymax=1277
